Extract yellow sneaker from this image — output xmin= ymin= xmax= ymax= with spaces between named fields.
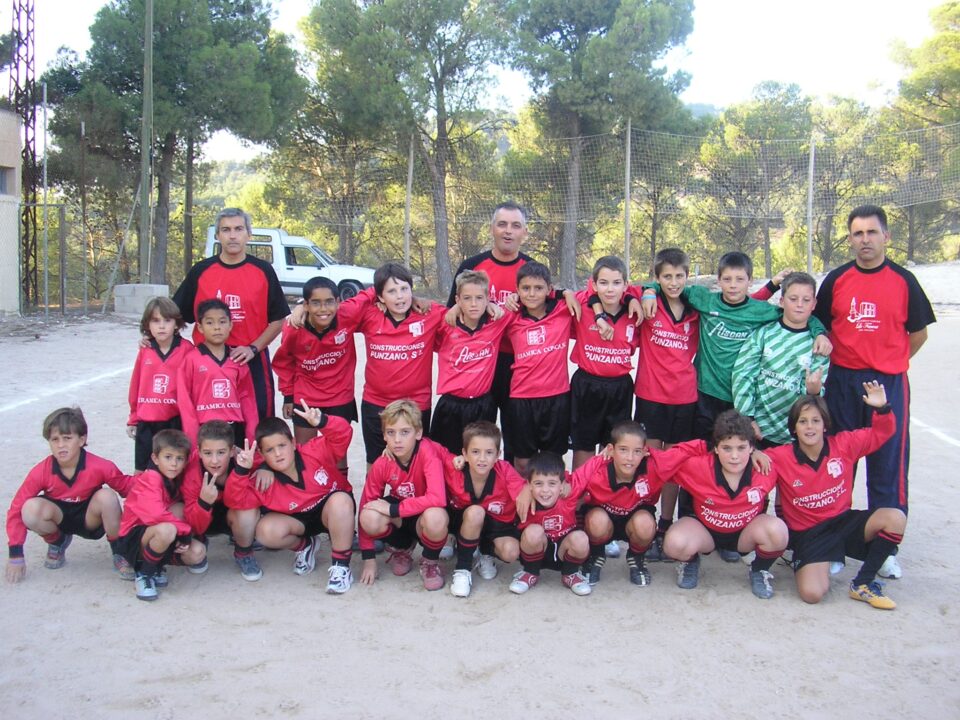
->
xmin=849 ymin=581 xmax=896 ymax=610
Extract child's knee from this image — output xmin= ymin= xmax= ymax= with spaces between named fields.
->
xmin=496 ymin=539 xmax=520 ymax=563
xmin=359 ymin=509 xmax=386 ymax=535
xmin=520 ymin=525 xmax=546 ymax=550
xmin=462 ymin=505 xmax=486 ymax=528
xmin=91 ymin=488 xmax=120 ymax=511
xmin=565 ymin=531 xmax=589 ymax=556
xmin=584 ymin=509 xmax=611 ymax=537
xmin=797 ymin=580 xmax=828 ymax=605
xmin=628 ymin=512 xmax=656 ymax=541
xmin=421 ymin=508 xmax=448 ymax=535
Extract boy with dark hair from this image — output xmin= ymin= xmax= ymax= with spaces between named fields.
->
xmin=357 ymin=400 xmax=449 ymax=591
xmin=127 ymin=296 xmax=192 ymax=471
xmin=116 ymin=429 xmax=207 ymax=601
xmin=663 ymin=409 xmax=787 ymax=599
xmin=177 ymin=298 xmax=258 ymax=448
xmin=444 ymin=421 xmax=525 ymax=597
xmin=226 ymin=405 xmax=356 ymax=593
xmin=733 ymin=271 xmax=830 ymax=446
xmin=6 ymin=407 xmax=136 ymax=583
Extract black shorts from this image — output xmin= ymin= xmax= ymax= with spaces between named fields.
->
xmin=292 ymin=399 xmax=358 ymax=429
xmin=570 ymin=370 xmax=633 ymax=451
xmin=707 ymin=527 xmax=745 ymax=554
xmin=429 ymin=393 xmax=497 ymax=454
xmin=693 ymin=392 xmax=735 ymax=441
xmin=382 ymin=513 xmax=421 ymax=550
xmin=115 ymin=525 xmax=176 ymax=568
xmin=509 ymin=393 xmax=571 ymax=459
xmin=493 ymin=352 xmax=516 ymax=459
xmin=790 ymin=510 xmax=873 ymax=569
xmin=48 ymin=497 xmax=105 ymax=540
xmin=361 ymin=401 xmax=432 ymax=465
xmin=134 ymin=417 xmax=183 ymax=471
xmin=584 ymin=504 xmax=656 ymax=542
xmin=634 ymin=398 xmax=696 ymax=445
xmin=204 ymin=500 xmax=232 ymax=537
xmin=541 ymin=536 xmax=567 ymax=571
xmin=247 ymin=350 xmax=277 ymax=421
xmin=448 ymin=506 xmax=521 ymax=542
xmin=284 ymin=490 xmax=356 ymax=537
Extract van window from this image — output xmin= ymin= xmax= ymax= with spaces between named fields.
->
xmin=212 ymin=242 xmax=273 ymax=263
xmin=286 ymin=247 xmax=321 ymax=267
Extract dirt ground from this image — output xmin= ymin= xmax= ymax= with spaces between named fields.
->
xmin=0 ymin=270 xmax=958 ymax=719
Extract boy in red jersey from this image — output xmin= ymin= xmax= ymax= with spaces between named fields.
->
xmin=181 ymin=421 xmax=264 ymax=582
xmin=116 ymin=430 xmax=207 ymax=601
xmin=766 ymin=383 xmax=906 ymax=609
xmin=444 ymin=421 xmax=525 ymax=597
xmin=6 ymin=407 xmax=136 ymax=583
xmin=226 ymin=405 xmax=356 ymax=593
xmin=357 ymin=400 xmax=449 ymax=590
xmin=127 ymin=297 xmax=193 ymax=471
xmin=431 ymin=270 xmax=511 ymax=454
xmin=177 ymin=298 xmax=259 ymax=448
xmin=664 ymin=410 xmax=788 ymax=599
xmin=509 ymin=451 xmax=592 ymax=596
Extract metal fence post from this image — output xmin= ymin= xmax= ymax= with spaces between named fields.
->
xmin=806 ymin=134 xmax=815 ymax=274
xmin=59 ymin=205 xmax=66 ymax=314
xmin=624 ymin=118 xmax=632 ymax=276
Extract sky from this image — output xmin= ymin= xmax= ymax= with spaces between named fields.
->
xmin=1 ymin=0 xmax=947 ymax=160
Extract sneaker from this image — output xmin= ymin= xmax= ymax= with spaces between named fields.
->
xmin=450 ymin=569 xmax=473 ymax=597
xmin=186 ymin=557 xmax=209 ymax=575
xmin=586 ymin=555 xmax=606 ymax=585
xmin=829 ymin=561 xmax=845 ymax=576
xmin=476 ymin=553 xmax=497 ymax=580
xmin=719 ymin=548 xmax=741 ymax=563
xmin=878 ymin=555 xmax=902 ymax=579
xmin=385 ymin=546 xmax=414 ymax=576
xmin=627 ymin=555 xmax=652 ymax=586
xmin=326 ymin=564 xmax=353 ymax=594
xmin=419 ymin=559 xmax=444 ymax=591
xmin=135 ymin=573 xmax=158 ymax=601
xmin=605 ymin=540 xmax=621 ymax=558
xmin=235 ymin=554 xmax=263 ymax=582
xmin=43 ymin=534 xmax=73 ymax=569
xmin=676 ymin=555 xmax=700 ymax=589
xmin=849 ymin=580 xmax=896 ymax=610
xmin=561 ymin=571 xmax=593 ymax=596
xmin=749 ymin=568 xmax=775 ymax=599
xmin=439 ymin=536 xmax=455 ymax=560
xmin=646 ymin=535 xmax=672 ymax=563
xmin=153 ymin=569 xmax=169 ymax=588
xmin=293 ymin=536 xmax=318 ymax=576
xmin=509 ymin=570 xmax=539 ymax=594
xmin=112 ymin=554 xmax=136 ymax=581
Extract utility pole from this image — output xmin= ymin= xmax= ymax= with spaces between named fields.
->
xmin=138 ymin=0 xmax=154 ymax=283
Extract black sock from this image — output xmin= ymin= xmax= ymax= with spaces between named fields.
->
xmin=520 ymin=550 xmax=544 ymax=576
xmin=561 ymin=552 xmax=587 ymax=576
xmin=234 ymin=544 xmax=253 ymax=558
xmin=853 ymin=531 xmax=902 ymax=586
xmin=140 ymin=545 xmax=165 ymax=577
xmin=751 ymin=548 xmax=780 ymax=573
xmin=588 ymin=542 xmax=605 ymax=563
xmin=456 ymin=535 xmax=479 ymax=571
xmin=657 ymin=517 xmax=672 ymax=534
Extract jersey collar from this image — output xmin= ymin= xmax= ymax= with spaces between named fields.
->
xmin=306 ymin=315 xmax=339 ymax=341
xmin=791 ymin=438 xmax=830 ymax=470
xmin=606 ymin=458 xmax=648 ymax=490
xmin=712 ymin=456 xmax=754 ymax=499
xmin=462 ymin=465 xmax=496 ymax=502
xmin=150 ymin=333 xmax=183 ymax=361
xmin=52 ymin=448 xmax=87 ymax=487
xmin=273 ymin=452 xmax=307 ymax=489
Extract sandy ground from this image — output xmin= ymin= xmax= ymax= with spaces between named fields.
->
xmin=0 ymin=264 xmax=958 ymax=719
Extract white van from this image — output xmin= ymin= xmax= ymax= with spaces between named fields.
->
xmin=205 ymin=227 xmax=375 ymax=300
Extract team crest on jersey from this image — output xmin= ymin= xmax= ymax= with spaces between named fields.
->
xmin=487 ymin=501 xmax=504 ymax=515
xmin=224 ymin=293 xmax=242 ymax=311
xmin=797 ymin=354 xmax=812 ymax=370
xmin=526 ymin=326 xmax=546 ymax=346
xmin=705 ymin=497 xmax=715 ymax=505
xmin=152 ymin=373 xmax=170 ymax=394
xmin=334 ymin=330 xmax=347 ymax=345
xmin=634 ymin=480 xmax=649 ymax=496
xmin=792 ymin=479 xmax=803 ymax=487
xmin=314 ymin=468 xmax=329 ymax=486
xmin=626 ymin=325 xmax=635 ymax=342
xmin=683 ymin=322 xmax=690 ymax=334
xmin=827 ymin=458 xmax=844 ymax=478
xmin=746 ymin=488 xmax=762 ymax=505
xmin=288 ymin=501 xmax=298 ymax=511
xmin=652 ymin=319 xmax=663 ymax=328
xmin=542 ymin=514 xmax=563 ymax=532
xmin=847 ymin=297 xmax=879 ymax=331
xmin=396 ymin=481 xmax=416 ymax=498
xmin=211 ymin=379 xmax=232 ymax=399
xmin=409 ymin=321 xmax=425 ymax=337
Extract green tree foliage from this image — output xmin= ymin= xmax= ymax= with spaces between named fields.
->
xmin=895 ymin=1 xmax=960 ymax=125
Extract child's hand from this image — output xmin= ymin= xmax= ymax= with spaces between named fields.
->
xmin=360 ymin=558 xmax=378 ymax=585
xmin=751 ymin=450 xmax=771 ymax=474
xmin=515 ymin=486 xmax=533 ymax=523
xmin=292 ymin=399 xmax=323 ymax=428
xmin=288 ymin=304 xmax=306 ymax=329
xmin=560 ymin=481 xmax=572 ymax=498
xmin=254 ymin=468 xmax=275 ymax=493
xmin=751 ymin=420 xmax=764 ymax=441
xmin=363 ymin=499 xmax=393 ymax=517
xmin=641 ymin=293 xmax=658 ymax=319
xmin=5 ymin=559 xmax=25 ymax=583
xmin=137 ymin=336 xmax=151 ymax=350
xmin=381 ymin=447 xmax=396 ymax=463
xmin=199 ymin=472 xmax=219 ymax=504
xmin=812 ymin=334 xmax=832 ymax=357
xmin=486 ymin=303 xmax=504 ymax=320
xmin=861 ymin=381 xmax=887 ymax=408
xmin=562 ymin=290 xmax=581 ymax=321
xmin=444 ymin=305 xmax=461 ymax=327
xmin=596 ymin=316 xmax=614 ymax=341
xmin=771 ymin=267 xmax=795 ymax=288
xmin=235 ymin=438 xmax=257 ymax=470
xmin=805 ymin=367 xmax=824 ymax=395
xmin=599 ymin=445 xmax=614 ymax=460
xmin=282 ymin=402 xmax=294 ymax=419
xmin=452 ymin=455 xmax=466 ymax=470
xmin=412 ymin=297 xmax=434 ymax=315
xmin=626 ymin=297 xmax=643 ymax=326
xmin=126 ymin=425 xmax=137 ymax=440
xmin=503 ymin=293 xmax=520 ymax=313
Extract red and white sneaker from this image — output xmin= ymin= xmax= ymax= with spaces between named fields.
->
xmin=562 ymin=571 xmax=592 ymax=596
xmin=419 ymin=559 xmax=444 ymax=591
xmin=509 ymin=570 xmax=540 ymax=595
xmin=385 ymin=546 xmax=414 ymax=576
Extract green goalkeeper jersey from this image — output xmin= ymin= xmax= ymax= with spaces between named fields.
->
xmin=731 ymin=319 xmax=830 ymax=445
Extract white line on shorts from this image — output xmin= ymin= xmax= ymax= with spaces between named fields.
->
xmin=0 ymin=367 xmax=129 ymax=413
xmin=911 ymin=416 xmax=960 ymax=448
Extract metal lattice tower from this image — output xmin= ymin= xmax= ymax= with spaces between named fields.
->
xmin=10 ymin=0 xmax=37 ymax=306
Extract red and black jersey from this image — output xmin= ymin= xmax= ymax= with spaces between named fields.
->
xmin=127 ymin=335 xmax=194 ymax=425
xmin=518 ymin=468 xmax=589 ymax=541
xmin=225 ymin=415 xmax=353 ymax=515
xmin=176 ymin=344 xmax=259 ymax=445
xmin=767 ymin=409 xmax=896 ymax=532
xmin=181 ymin=450 xmax=235 ymax=535
xmin=6 ymin=450 xmax=136 ymax=553
xmin=674 ymin=451 xmax=777 ymax=534
xmin=630 ymin=287 xmax=699 ymax=405
xmin=507 ymin=299 xmax=575 ymax=399
xmin=813 ymin=259 xmax=935 ymax=374
xmin=581 ymin=442 xmax=706 ymax=515
xmin=272 ymin=300 xmax=365 ymax=408
xmin=173 ymin=254 xmax=290 ymax=347
xmin=570 ymin=291 xmax=639 ymax=378
xmin=119 ymin=470 xmax=192 ymax=537
xmin=357 ymin=438 xmax=449 ymax=552
xmin=443 ymin=457 xmax=525 ymax=523
xmin=434 ymin=313 xmax=512 ymax=398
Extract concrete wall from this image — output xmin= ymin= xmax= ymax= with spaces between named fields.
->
xmin=0 ymin=109 xmax=21 ymax=316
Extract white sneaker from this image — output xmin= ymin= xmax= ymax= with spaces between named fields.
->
xmin=450 ymin=569 xmax=473 ymax=597
xmin=829 ymin=561 xmax=845 ymax=576
xmin=476 ymin=553 xmax=497 ymax=580
xmin=439 ymin=536 xmax=455 ymax=560
xmin=293 ymin=536 xmax=318 ymax=576
xmin=605 ymin=540 xmax=621 ymax=558
xmin=325 ymin=564 xmax=353 ymax=594
xmin=878 ymin=554 xmax=902 ymax=579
